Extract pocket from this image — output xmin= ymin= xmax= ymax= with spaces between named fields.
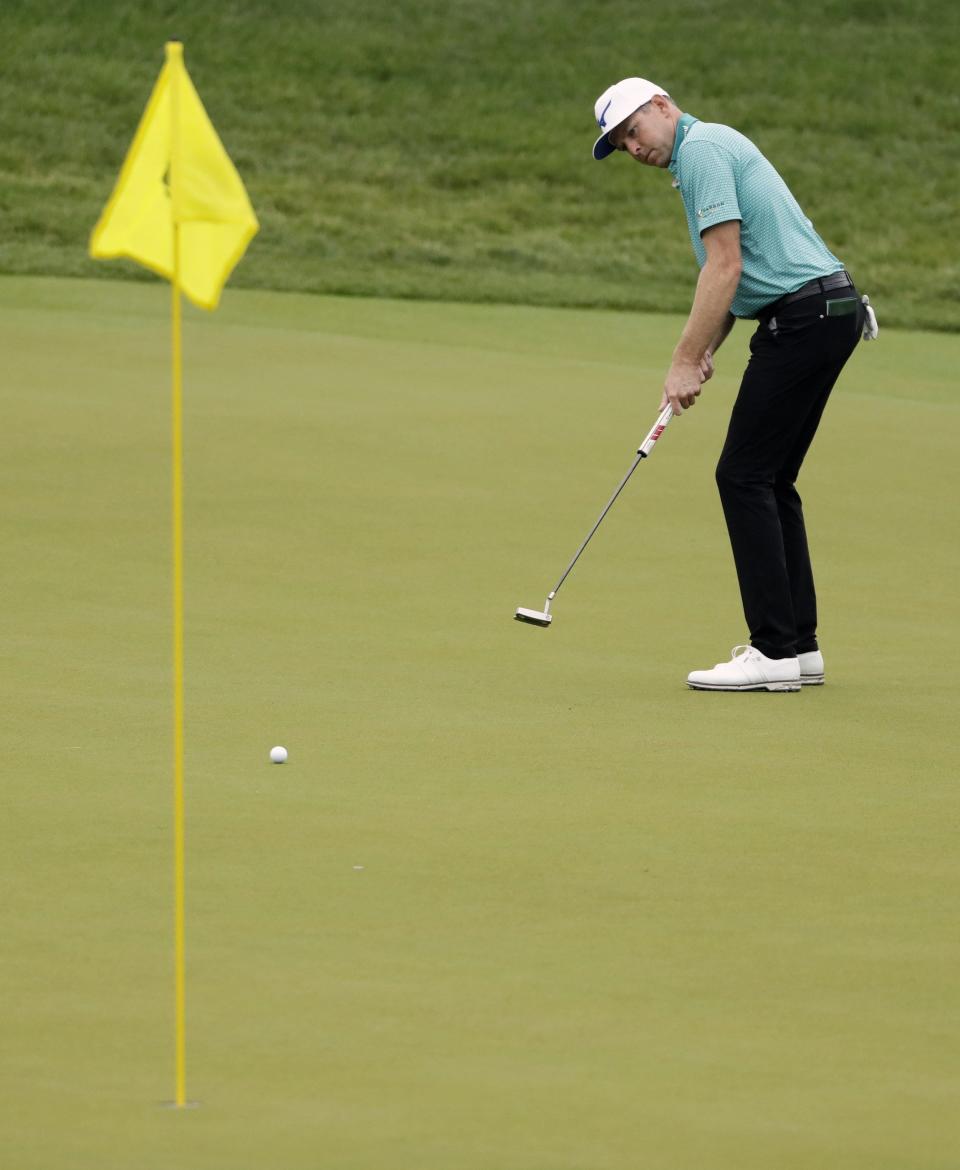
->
xmin=766 ymin=301 xmax=823 ymax=338
xmin=817 ymin=299 xmax=865 ymax=361
xmin=772 ymin=294 xmax=861 ymax=342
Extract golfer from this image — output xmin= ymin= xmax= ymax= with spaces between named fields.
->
xmin=592 ymin=78 xmax=874 ymax=692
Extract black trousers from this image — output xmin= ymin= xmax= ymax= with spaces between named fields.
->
xmin=715 ymin=288 xmax=864 ymax=659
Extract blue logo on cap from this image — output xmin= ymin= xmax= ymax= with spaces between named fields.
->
xmin=598 ymin=99 xmax=612 ymax=129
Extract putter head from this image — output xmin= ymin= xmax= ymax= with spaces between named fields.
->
xmin=514 ymin=606 xmax=553 ymax=628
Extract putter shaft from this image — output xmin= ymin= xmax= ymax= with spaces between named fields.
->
xmin=548 ymin=405 xmax=674 ymax=597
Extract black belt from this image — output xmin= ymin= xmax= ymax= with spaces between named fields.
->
xmin=758 ymin=271 xmax=854 ymax=319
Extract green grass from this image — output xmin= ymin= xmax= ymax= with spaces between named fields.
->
xmin=1 ymin=0 xmax=958 ymax=329
xmin=3 ymin=274 xmax=959 ymax=1169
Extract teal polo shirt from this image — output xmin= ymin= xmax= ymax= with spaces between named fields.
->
xmin=668 ymin=113 xmax=844 ymax=318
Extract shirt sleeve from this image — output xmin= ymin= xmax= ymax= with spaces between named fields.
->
xmin=679 ymin=141 xmax=741 ymax=236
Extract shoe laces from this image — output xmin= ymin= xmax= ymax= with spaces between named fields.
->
xmin=730 ymin=644 xmax=761 ymax=661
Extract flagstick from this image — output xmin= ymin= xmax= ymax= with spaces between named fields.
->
xmin=168 ymin=40 xmax=188 ymax=1111
xmin=87 ymin=34 xmax=257 ymax=1108
xmin=171 ymin=268 xmax=186 ymax=1109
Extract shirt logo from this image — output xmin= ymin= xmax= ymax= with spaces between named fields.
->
xmin=697 ymin=201 xmax=725 ymax=218
xmin=598 ymin=99 xmax=612 ymax=129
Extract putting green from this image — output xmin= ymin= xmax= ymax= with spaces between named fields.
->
xmin=3 ymin=275 xmax=958 ymax=1170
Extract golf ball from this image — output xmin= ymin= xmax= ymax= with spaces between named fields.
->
xmin=269 ymin=745 xmax=288 ymax=764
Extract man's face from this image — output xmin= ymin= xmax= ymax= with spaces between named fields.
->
xmin=608 ymin=98 xmax=676 ymax=167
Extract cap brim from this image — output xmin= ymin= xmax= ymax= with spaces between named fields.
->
xmin=592 ymin=131 xmax=617 ymax=160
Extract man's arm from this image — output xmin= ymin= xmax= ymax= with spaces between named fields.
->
xmin=661 ymin=220 xmax=742 ymax=415
xmin=696 ymin=310 xmax=736 ymax=384
xmin=708 ymin=310 xmax=737 ymax=356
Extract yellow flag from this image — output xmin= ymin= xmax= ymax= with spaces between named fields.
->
xmin=90 ymin=42 xmax=258 ymax=311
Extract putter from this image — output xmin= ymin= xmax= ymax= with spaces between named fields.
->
xmin=514 ymin=404 xmax=675 ymax=627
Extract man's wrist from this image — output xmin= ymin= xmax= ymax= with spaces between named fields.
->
xmin=671 ymin=346 xmax=702 ymax=366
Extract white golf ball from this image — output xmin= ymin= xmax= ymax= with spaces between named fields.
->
xmin=269 ymin=745 xmax=288 ymax=764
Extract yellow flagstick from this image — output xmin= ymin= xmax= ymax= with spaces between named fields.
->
xmin=168 ymin=40 xmax=188 ymax=1110
xmin=87 ymin=37 xmax=259 ymax=1107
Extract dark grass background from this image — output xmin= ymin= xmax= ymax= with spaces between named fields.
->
xmin=1 ymin=0 xmax=958 ymax=327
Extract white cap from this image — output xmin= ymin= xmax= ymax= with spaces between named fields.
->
xmin=592 ymin=77 xmax=669 ymax=160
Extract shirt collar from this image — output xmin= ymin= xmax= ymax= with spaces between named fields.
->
xmin=669 ymin=113 xmax=699 ymax=173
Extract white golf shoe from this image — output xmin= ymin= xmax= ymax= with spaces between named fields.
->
xmin=687 ymin=645 xmax=801 ymax=692
xmin=798 ymin=649 xmax=825 ymax=686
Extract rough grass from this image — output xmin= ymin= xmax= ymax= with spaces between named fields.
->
xmin=1 ymin=0 xmax=958 ymax=328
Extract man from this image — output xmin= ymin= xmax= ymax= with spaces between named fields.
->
xmin=592 ymin=77 xmax=874 ymax=693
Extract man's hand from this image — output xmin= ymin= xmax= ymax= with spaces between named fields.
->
xmin=699 ymin=350 xmax=715 ymax=383
xmin=660 ymin=357 xmax=704 ymax=416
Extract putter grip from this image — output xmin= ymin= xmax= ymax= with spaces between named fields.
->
xmin=637 ymin=405 xmax=674 ymax=457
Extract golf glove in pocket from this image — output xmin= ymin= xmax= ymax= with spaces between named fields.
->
xmin=861 ymin=294 xmax=879 ymax=341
